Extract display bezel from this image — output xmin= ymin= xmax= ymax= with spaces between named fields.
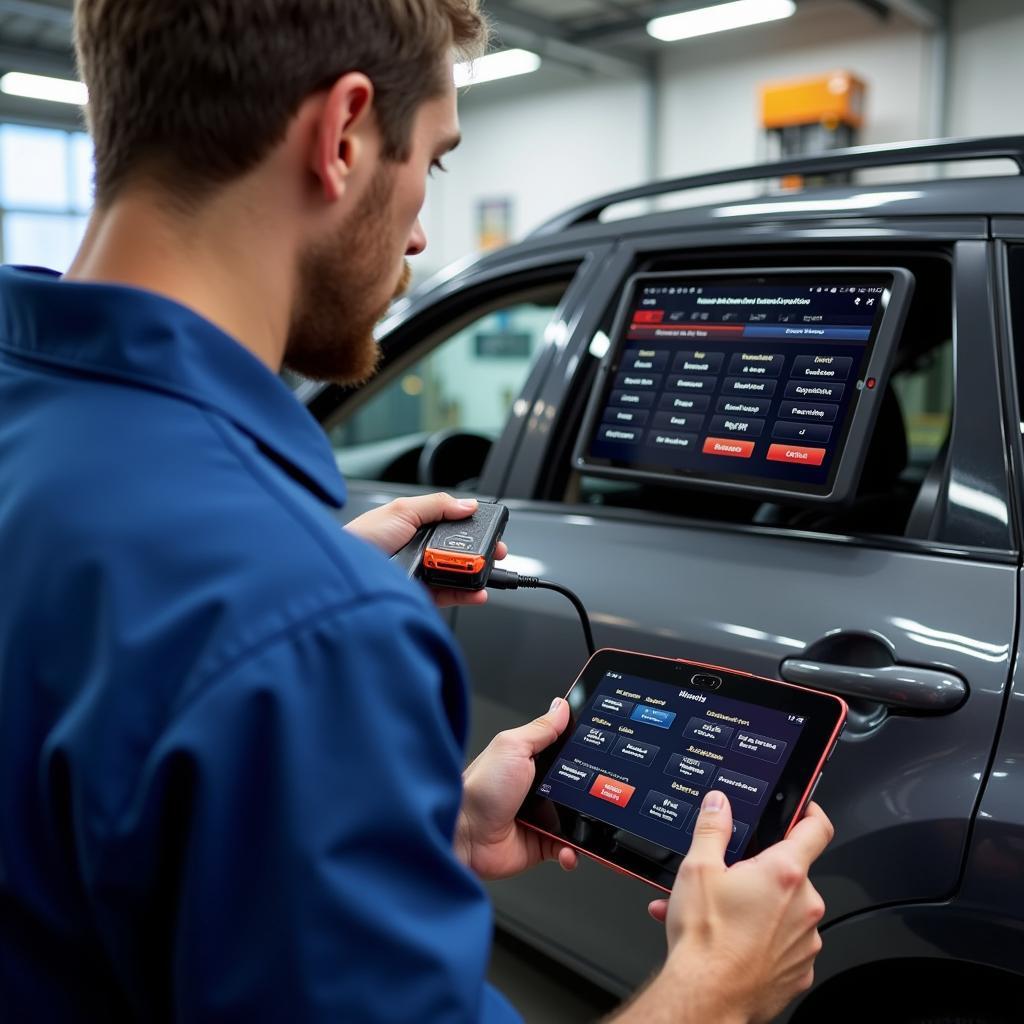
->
xmin=572 ymin=267 xmax=915 ymax=503
xmin=517 ymin=649 xmax=847 ymax=892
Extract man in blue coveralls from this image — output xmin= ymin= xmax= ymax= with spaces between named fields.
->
xmin=0 ymin=2 xmax=834 ymax=1021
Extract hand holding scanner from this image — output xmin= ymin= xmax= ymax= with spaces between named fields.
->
xmin=421 ymin=502 xmax=508 ymax=590
xmin=391 ymin=501 xmax=508 ymax=591
xmin=389 ymin=500 xmax=595 ymax=654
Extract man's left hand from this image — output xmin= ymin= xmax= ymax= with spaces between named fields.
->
xmin=455 ymin=698 xmax=579 ymax=881
xmin=345 ymin=493 xmax=508 ymax=609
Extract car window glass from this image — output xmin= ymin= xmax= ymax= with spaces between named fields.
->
xmin=891 ymin=338 xmax=952 ymax=472
xmin=329 ymin=290 xmax=566 ymax=484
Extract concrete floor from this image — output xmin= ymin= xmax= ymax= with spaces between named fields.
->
xmin=488 ymin=930 xmax=622 ymax=1023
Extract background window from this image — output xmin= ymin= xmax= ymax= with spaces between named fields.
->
xmin=329 ymin=290 xmax=566 ymax=484
xmin=3 ymin=212 xmax=88 ymax=271
xmin=0 ymin=123 xmax=93 ymax=271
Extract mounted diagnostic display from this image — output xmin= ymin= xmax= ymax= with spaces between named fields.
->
xmin=574 ymin=268 xmax=914 ymax=502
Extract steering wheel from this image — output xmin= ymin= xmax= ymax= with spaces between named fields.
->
xmin=416 ymin=429 xmax=493 ymax=487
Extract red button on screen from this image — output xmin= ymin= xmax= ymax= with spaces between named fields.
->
xmin=766 ymin=443 xmax=826 ymax=467
xmin=589 ymin=774 xmax=636 ymax=808
xmin=703 ymin=437 xmax=755 ymax=459
xmin=633 ymin=310 xmax=665 ymax=325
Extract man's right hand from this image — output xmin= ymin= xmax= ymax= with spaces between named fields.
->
xmin=613 ymin=791 xmax=833 ymax=1024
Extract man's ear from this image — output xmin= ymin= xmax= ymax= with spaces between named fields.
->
xmin=312 ymin=72 xmax=376 ymax=203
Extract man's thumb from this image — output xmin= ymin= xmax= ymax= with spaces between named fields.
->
xmin=685 ymin=790 xmax=733 ymax=864
xmin=513 ymin=697 xmax=570 ymax=757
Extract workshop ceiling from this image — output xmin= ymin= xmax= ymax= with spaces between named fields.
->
xmin=0 ymin=0 xmax=943 ymax=123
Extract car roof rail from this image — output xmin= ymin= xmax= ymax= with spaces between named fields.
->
xmin=529 ymin=134 xmax=1024 ymax=238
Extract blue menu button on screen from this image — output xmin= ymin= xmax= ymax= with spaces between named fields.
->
xmin=630 ymin=705 xmax=677 ymax=729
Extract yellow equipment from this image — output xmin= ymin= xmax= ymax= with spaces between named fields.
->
xmin=761 ymin=71 xmax=867 ymax=184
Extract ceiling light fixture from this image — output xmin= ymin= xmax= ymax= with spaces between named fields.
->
xmin=454 ymin=48 xmax=541 ymax=87
xmin=648 ymin=0 xmax=797 ymax=43
xmin=0 ymin=71 xmax=88 ymax=106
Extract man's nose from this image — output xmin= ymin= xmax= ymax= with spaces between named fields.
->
xmin=406 ymin=219 xmax=427 ymax=257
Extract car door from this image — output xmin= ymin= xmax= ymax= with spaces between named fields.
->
xmin=954 ymin=235 xmax=1024 ymax=954
xmin=453 ymin=229 xmax=1018 ymax=996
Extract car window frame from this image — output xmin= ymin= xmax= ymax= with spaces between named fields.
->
xmin=499 ymin=221 xmax=1018 ymax=560
xmin=994 ymin=236 xmax=1024 ymax=554
xmin=307 ymin=242 xmax=614 ymax=496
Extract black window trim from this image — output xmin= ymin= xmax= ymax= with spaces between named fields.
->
xmin=994 ymin=239 xmax=1024 ymax=560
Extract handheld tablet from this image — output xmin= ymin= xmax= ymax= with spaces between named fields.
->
xmin=573 ymin=268 xmax=914 ymax=503
xmin=518 ymin=649 xmax=847 ymax=892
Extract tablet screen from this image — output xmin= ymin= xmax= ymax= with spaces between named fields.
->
xmin=536 ymin=668 xmax=807 ymax=861
xmin=575 ymin=270 xmax=911 ymax=501
xmin=519 ymin=651 xmax=846 ymax=889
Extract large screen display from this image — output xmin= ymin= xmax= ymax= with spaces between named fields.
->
xmin=575 ymin=270 xmax=910 ymax=501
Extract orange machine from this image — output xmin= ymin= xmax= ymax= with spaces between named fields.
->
xmin=762 ymin=71 xmax=866 ymax=132
xmin=761 ymin=72 xmax=867 ymax=185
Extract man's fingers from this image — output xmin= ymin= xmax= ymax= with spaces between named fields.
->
xmin=542 ymin=839 xmax=578 ymax=871
xmin=648 ymin=899 xmax=668 ymax=923
xmin=502 ymin=697 xmax=571 ymax=758
xmin=393 ymin=492 xmax=477 ymax=529
xmin=431 ymin=587 xmax=488 ymax=609
xmin=439 ymin=495 xmax=479 ymax=520
xmin=780 ymin=802 xmax=835 ymax=870
xmin=680 ymin=791 xmax=733 ymax=868
xmin=495 ymin=541 xmax=508 ymax=561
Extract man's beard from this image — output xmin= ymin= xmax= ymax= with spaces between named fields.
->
xmin=283 ymin=170 xmax=411 ymax=385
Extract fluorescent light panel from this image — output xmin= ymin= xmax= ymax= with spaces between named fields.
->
xmin=454 ymin=48 xmax=541 ymax=87
xmin=0 ymin=72 xmax=88 ymax=106
xmin=648 ymin=0 xmax=796 ymax=42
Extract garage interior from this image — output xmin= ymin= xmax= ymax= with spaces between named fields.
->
xmin=2 ymin=2 xmax=1024 ymax=1022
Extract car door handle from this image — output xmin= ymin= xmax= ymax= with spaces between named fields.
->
xmin=780 ymin=659 xmax=968 ymax=713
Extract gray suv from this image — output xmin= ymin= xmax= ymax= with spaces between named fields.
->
xmin=302 ymin=136 xmax=1024 ymax=1022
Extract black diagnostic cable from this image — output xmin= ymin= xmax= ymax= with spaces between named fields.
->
xmin=391 ymin=505 xmax=597 ymax=657
xmin=488 ymin=569 xmax=596 ymax=657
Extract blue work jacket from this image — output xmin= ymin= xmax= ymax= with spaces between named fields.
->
xmin=0 ymin=267 xmax=520 ymax=1023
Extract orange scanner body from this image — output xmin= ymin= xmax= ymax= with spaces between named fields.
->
xmin=418 ymin=501 xmax=509 ymax=591
xmin=423 ymin=549 xmax=487 ymax=576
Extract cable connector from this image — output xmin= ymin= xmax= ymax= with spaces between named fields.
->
xmin=487 ymin=569 xmax=595 ymax=656
xmin=487 ymin=569 xmax=537 ymax=590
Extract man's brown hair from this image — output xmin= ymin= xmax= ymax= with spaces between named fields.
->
xmin=74 ymin=0 xmax=487 ymax=207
